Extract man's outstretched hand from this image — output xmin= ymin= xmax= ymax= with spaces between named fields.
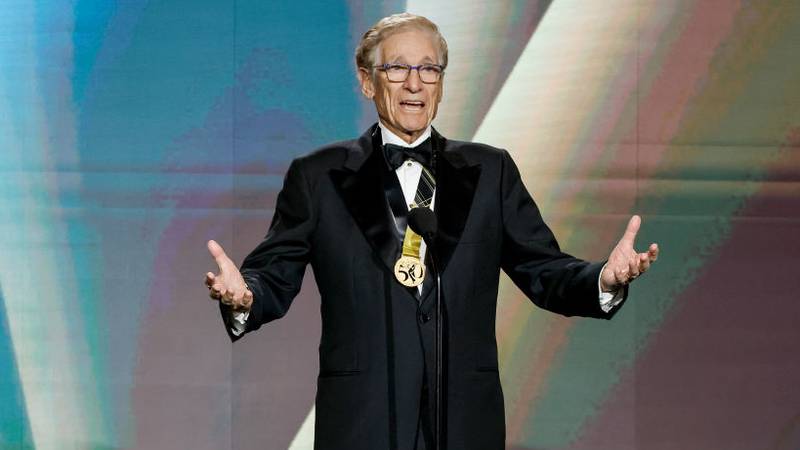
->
xmin=600 ymin=215 xmax=659 ymax=292
xmin=205 ymin=240 xmax=253 ymax=312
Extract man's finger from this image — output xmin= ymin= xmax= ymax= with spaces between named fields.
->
xmin=232 ymin=293 xmax=253 ymax=312
xmin=212 ymin=283 xmax=226 ymax=297
xmin=615 ymin=268 xmax=627 ymax=286
xmin=208 ymin=281 xmax=222 ymax=300
xmin=619 ymin=215 xmax=641 ymax=246
xmin=648 ymin=243 xmax=659 ymax=261
xmin=220 ymin=288 xmax=232 ymax=305
xmin=638 ymin=252 xmax=651 ymax=272
xmin=628 ymin=257 xmax=640 ymax=278
xmin=205 ymin=272 xmax=216 ymax=288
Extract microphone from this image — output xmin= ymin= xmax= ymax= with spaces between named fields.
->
xmin=408 ymin=206 xmax=437 ymax=242
xmin=408 ymin=206 xmax=444 ymax=450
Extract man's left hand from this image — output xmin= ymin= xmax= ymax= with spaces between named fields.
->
xmin=600 ymin=215 xmax=659 ymax=292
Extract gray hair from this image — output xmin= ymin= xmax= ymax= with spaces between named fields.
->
xmin=355 ymin=13 xmax=448 ymax=72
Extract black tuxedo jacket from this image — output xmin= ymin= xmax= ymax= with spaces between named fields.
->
xmin=222 ymin=124 xmax=625 ymax=450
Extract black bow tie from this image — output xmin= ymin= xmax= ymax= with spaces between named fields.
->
xmin=384 ymin=138 xmax=433 ymax=171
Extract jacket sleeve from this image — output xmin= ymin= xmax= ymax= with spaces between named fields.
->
xmin=222 ymin=157 xmax=316 ymax=341
xmin=498 ymin=150 xmax=625 ymax=319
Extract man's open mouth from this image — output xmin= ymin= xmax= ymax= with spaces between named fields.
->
xmin=400 ymin=100 xmax=426 ymax=109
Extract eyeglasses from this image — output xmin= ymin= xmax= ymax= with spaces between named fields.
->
xmin=373 ymin=63 xmax=445 ymax=84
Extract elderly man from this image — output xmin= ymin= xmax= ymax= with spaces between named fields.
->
xmin=205 ymin=12 xmax=658 ymax=450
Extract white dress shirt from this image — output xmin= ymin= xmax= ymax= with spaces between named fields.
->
xmin=229 ymin=122 xmax=621 ymax=336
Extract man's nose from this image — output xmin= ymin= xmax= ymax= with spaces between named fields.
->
xmin=403 ymin=68 xmax=422 ymax=92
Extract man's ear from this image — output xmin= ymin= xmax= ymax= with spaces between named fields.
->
xmin=436 ymin=73 xmax=444 ymax=104
xmin=357 ymin=67 xmax=375 ymax=99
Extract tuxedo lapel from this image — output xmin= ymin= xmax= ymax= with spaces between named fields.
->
xmin=329 ymin=126 xmax=401 ymax=276
xmin=431 ymin=130 xmax=481 ymax=276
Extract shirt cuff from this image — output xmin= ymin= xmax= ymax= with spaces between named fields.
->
xmin=597 ymin=264 xmax=624 ymax=313
xmin=230 ymin=310 xmax=250 ymax=337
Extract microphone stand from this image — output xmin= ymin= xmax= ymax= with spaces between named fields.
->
xmin=421 ymin=232 xmax=443 ymax=450
xmin=435 ymin=251 xmax=443 ymax=450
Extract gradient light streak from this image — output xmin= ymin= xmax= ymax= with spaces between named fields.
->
xmin=470 ymin=1 xmax=644 ymax=443
xmin=411 ymin=0 xmax=550 ymax=141
xmin=288 ymin=406 xmax=316 ymax=450
xmin=0 ymin=2 xmax=108 ymax=447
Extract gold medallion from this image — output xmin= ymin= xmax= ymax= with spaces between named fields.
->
xmin=394 ymin=255 xmax=426 ymax=287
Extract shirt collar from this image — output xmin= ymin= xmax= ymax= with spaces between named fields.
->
xmin=378 ymin=121 xmax=432 ymax=148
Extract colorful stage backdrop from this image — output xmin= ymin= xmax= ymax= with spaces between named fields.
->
xmin=2 ymin=1 xmax=799 ymax=449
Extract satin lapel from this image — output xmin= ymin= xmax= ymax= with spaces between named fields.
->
xmin=432 ymin=132 xmax=481 ymax=276
xmin=329 ymin=127 xmax=401 ymax=275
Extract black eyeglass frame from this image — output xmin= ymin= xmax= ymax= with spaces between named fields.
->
xmin=372 ymin=63 xmax=445 ymax=84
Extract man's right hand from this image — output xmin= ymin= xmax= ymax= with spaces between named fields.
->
xmin=205 ymin=240 xmax=253 ymax=312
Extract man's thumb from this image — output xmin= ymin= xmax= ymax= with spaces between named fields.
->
xmin=207 ymin=240 xmax=229 ymax=266
xmin=621 ymin=215 xmax=641 ymax=245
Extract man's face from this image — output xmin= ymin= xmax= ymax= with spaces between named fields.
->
xmin=358 ymin=29 xmax=444 ymax=144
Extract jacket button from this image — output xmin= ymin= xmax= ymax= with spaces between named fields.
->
xmin=418 ymin=312 xmax=431 ymax=324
